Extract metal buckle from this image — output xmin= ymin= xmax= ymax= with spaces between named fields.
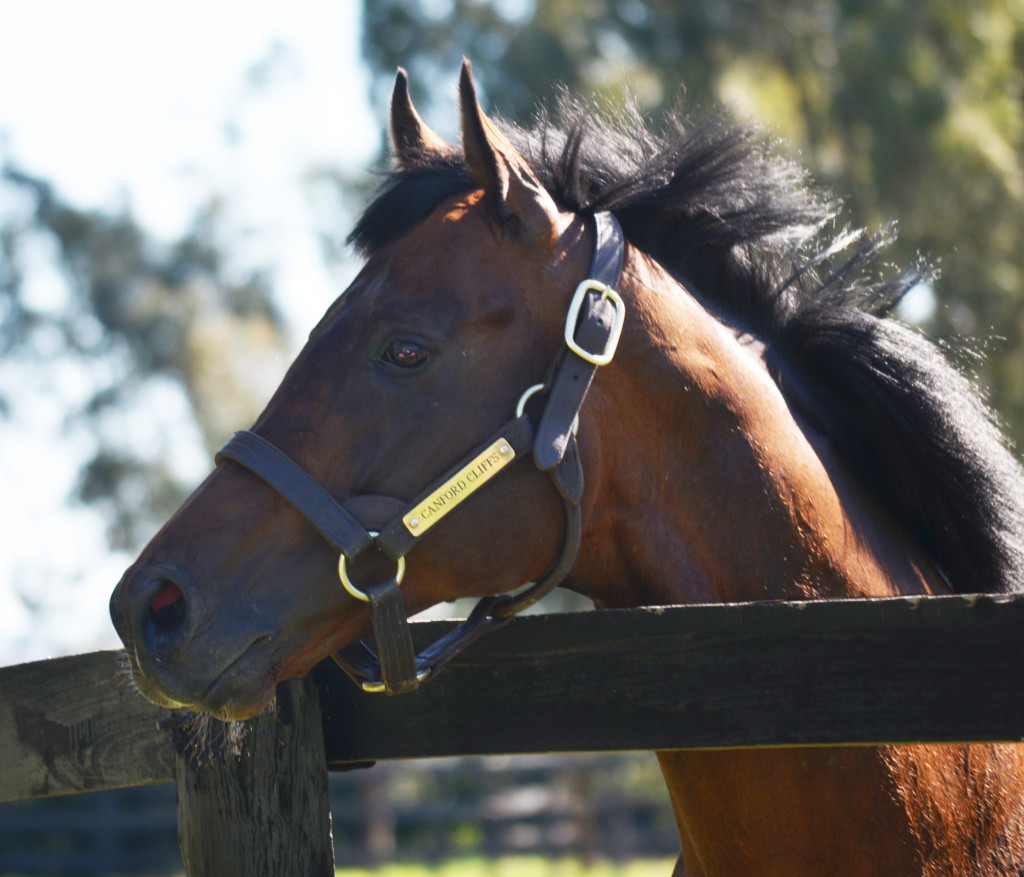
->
xmin=337 ymin=531 xmax=406 ymax=602
xmin=563 ymin=279 xmax=625 ymax=367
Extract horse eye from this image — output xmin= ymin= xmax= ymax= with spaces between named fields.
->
xmin=380 ymin=339 xmax=431 ymax=370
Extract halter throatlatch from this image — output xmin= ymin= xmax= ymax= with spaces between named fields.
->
xmin=215 ymin=212 xmax=626 ymax=695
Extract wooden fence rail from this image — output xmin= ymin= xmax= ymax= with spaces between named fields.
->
xmin=2 ymin=593 xmax=1024 ymax=873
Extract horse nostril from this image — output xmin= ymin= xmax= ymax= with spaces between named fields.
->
xmin=147 ymin=579 xmax=187 ymax=635
xmin=114 ymin=566 xmax=197 ymax=665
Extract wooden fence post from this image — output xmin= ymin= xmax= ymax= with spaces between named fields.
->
xmin=173 ymin=676 xmax=335 ymax=876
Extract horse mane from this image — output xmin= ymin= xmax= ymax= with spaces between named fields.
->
xmin=349 ymin=95 xmax=1024 ymax=596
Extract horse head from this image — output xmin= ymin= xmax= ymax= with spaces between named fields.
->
xmin=109 ymin=63 xmax=614 ymax=719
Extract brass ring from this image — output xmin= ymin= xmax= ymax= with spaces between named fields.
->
xmin=516 ymin=384 xmax=546 ymax=418
xmin=337 ymin=532 xmax=406 ymax=602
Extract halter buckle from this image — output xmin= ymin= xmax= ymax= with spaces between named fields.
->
xmin=564 ymin=280 xmax=625 ymax=367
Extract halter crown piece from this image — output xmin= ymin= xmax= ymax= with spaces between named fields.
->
xmin=215 ymin=212 xmax=626 ymax=695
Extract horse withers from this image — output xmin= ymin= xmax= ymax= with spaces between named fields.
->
xmin=110 ymin=62 xmax=1024 ymax=875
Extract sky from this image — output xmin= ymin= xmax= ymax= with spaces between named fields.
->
xmin=0 ymin=2 xmax=380 ymax=665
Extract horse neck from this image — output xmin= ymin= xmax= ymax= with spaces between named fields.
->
xmin=569 ymin=254 xmax=1019 ymax=877
xmin=571 ymin=248 xmax=946 ymax=610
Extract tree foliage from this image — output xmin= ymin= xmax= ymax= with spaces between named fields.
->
xmin=362 ymin=0 xmax=1024 ymax=448
xmin=0 ymin=168 xmax=285 ymax=549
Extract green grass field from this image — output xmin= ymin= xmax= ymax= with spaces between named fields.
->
xmin=335 ymin=858 xmax=675 ymax=877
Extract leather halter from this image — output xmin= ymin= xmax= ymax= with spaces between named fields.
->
xmin=215 ymin=212 xmax=626 ymax=695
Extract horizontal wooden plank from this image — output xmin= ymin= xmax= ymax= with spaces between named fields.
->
xmin=4 ymin=594 xmax=1024 ymax=801
xmin=0 ymin=650 xmax=175 ymax=802
xmin=319 ymin=593 xmax=1024 ymax=765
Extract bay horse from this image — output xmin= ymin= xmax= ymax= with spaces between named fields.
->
xmin=110 ymin=62 xmax=1024 ymax=875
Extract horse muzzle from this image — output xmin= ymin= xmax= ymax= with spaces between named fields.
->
xmin=110 ymin=562 xmax=278 ymax=719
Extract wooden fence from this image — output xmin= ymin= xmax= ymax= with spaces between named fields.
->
xmin=2 ymin=594 xmax=1024 ymax=874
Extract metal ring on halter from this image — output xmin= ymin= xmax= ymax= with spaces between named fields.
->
xmin=516 ymin=384 xmax=579 ymax=435
xmin=337 ymin=531 xmax=406 ymax=602
xmin=360 ymin=666 xmax=432 ymax=694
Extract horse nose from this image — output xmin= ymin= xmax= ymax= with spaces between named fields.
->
xmin=113 ymin=566 xmax=197 ymax=664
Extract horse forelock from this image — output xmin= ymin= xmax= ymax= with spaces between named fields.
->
xmin=346 ymin=90 xmax=1024 ymax=595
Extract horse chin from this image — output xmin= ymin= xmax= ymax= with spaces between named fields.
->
xmin=132 ymin=666 xmax=278 ymax=723
xmin=127 ymin=671 xmax=193 ymax=713
xmin=197 ymin=681 xmax=278 ymax=723
xmin=123 ymin=635 xmax=280 ymax=722
xmin=191 ymin=650 xmax=280 ymax=722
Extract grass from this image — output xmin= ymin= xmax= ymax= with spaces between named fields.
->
xmin=335 ymin=858 xmax=675 ymax=877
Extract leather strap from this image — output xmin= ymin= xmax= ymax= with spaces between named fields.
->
xmin=591 ymin=210 xmax=626 ymax=287
xmin=365 ymin=577 xmax=418 ymax=695
xmin=216 ymin=431 xmax=375 ymax=560
xmin=550 ymin=435 xmax=584 ymax=504
xmin=333 ymin=592 xmax=513 ymax=691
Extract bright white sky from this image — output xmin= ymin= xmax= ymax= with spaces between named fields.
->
xmin=0 ymin=1 xmax=381 ymax=665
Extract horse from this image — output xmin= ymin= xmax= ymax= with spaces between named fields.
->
xmin=110 ymin=61 xmax=1024 ymax=875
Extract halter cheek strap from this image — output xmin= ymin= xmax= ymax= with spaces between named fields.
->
xmin=214 ymin=212 xmax=626 ymax=695
xmin=535 ymin=211 xmax=626 ymax=472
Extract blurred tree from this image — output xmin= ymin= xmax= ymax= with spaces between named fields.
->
xmin=361 ymin=0 xmax=1024 ymax=448
xmin=0 ymin=167 xmax=286 ymax=549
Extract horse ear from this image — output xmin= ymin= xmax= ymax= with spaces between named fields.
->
xmin=390 ymin=68 xmax=448 ymax=168
xmin=458 ymin=60 xmax=558 ymax=239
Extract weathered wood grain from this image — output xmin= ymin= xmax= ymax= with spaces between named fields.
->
xmin=319 ymin=593 xmax=1024 ymax=765
xmin=0 ymin=650 xmax=174 ymax=802
xmin=174 ymin=677 xmax=335 ymax=877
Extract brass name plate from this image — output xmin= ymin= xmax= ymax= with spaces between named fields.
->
xmin=403 ymin=438 xmax=516 ymax=537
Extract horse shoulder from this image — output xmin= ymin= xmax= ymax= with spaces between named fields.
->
xmin=884 ymin=743 xmax=1024 ymax=875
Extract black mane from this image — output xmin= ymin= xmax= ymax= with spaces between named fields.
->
xmin=350 ymin=97 xmax=1024 ymax=595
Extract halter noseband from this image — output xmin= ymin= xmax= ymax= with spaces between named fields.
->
xmin=215 ymin=212 xmax=626 ymax=695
